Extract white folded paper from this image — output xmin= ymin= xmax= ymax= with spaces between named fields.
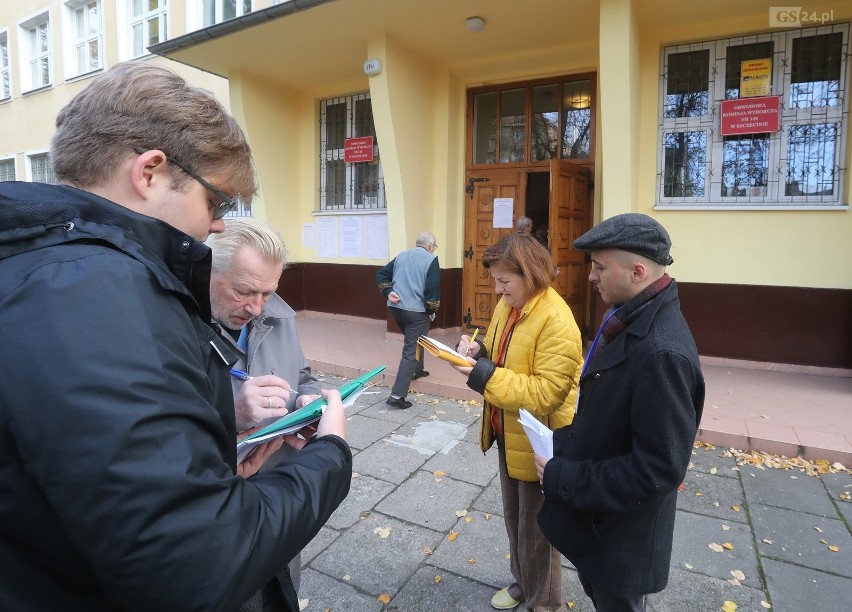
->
xmin=518 ymin=408 xmax=553 ymax=459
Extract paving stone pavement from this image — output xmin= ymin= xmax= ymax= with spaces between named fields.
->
xmin=296 ymin=375 xmax=852 ymax=612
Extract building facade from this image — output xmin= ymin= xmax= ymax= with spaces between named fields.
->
xmin=4 ymin=1 xmax=850 ymax=371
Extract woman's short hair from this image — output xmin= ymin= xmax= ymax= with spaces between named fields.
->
xmin=206 ymin=218 xmax=288 ymax=274
xmin=482 ymin=234 xmax=557 ymax=296
xmin=51 ymin=61 xmax=257 ymax=203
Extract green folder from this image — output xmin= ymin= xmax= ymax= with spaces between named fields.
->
xmin=238 ymin=365 xmax=385 ymax=445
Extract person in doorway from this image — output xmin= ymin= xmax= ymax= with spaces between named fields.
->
xmin=535 ymin=213 xmax=705 ymax=611
xmin=516 ymin=215 xmax=533 ymax=235
xmin=376 ymin=231 xmax=441 ymax=408
xmin=0 ymin=61 xmax=351 ymax=610
xmin=206 ymin=217 xmax=324 ymax=603
xmin=454 ymin=233 xmax=582 ymax=611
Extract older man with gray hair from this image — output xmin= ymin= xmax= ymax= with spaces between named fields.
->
xmin=376 ymin=231 xmax=441 ymax=408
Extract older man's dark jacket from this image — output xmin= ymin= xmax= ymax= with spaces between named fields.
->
xmin=538 ymin=280 xmax=704 ymax=597
xmin=0 ymin=182 xmax=351 ymax=611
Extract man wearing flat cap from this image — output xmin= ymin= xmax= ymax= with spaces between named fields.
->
xmin=535 ymin=213 xmax=704 ymax=611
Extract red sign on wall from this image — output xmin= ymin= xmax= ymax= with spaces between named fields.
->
xmin=344 ymin=136 xmax=374 ymax=163
xmin=720 ymin=96 xmax=781 ymax=136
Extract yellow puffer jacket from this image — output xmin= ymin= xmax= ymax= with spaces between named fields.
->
xmin=477 ymin=287 xmax=583 ymax=481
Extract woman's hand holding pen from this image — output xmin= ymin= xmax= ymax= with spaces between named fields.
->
xmin=233 ymin=374 xmax=293 ymax=431
xmin=453 ymin=330 xmax=481 ymax=375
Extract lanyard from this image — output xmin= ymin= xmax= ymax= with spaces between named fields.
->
xmin=581 ymin=307 xmax=620 ymax=379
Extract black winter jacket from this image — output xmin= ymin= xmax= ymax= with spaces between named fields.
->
xmin=0 ymin=182 xmax=351 ymax=611
xmin=537 ymin=281 xmax=704 ymax=597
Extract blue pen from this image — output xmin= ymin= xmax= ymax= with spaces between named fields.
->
xmin=229 ymin=368 xmax=252 ymax=381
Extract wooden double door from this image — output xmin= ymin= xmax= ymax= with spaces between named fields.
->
xmin=461 ymin=159 xmax=593 ymax=338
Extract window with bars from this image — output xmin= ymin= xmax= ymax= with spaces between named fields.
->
xmin=1 ymin=32 xmax=10 ymax=100
xmin=22 ymin=17 xmax=51 ymax=91
xmin=130 ymin=0 xmax=167 ymax=58
xmin=319 ymin=93 xmax=385 ymax=211
xmin=471 ymin=76 xmax=594 ymax=165
xmin=68 ymin=0 xmax=103 ymax=76
xmin=202 ymin=0 xmax=252 ymax=27
xmin=0 ymin=158 xmax=15 ymax=181
xmin=29 ymin=153 xmax=56 ymax=184
xmin=658 ymin=23 xmax=849 ymax=207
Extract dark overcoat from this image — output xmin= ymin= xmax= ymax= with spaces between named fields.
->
xmin=537 ymin=281 xmax=704 ymax=597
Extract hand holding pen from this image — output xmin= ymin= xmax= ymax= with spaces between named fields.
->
xmin=457 ymin=327 xmax=481 ymax=359
xmin=230 ymin=369 xmax=294 ymax=431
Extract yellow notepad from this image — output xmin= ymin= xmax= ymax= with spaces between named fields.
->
xmin=416 ymin=336 xmax=471 ymax=367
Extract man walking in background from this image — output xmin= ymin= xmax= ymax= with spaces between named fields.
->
xmin=516 ymin=215 xmax=533 ymax=235
xmin=377 ymin=231 xmax=440 ymax=408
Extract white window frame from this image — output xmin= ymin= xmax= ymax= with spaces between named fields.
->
xmin=17 ymin=11 xmax=52 ymax=93
xmin=199 ymin=0 xmax=253 ymax=28
xmin=63 ymin=0 xmax=104 ymax=79
xmin=1 ymin=29 xmax=11 ymax=100
xmin=127 ymin=0 xmax=168 ymax=59
xmin=319 ymin=93 xmax=386 ymax=212
xmin=26 ymin=150 xmax=57 ymax=184
xmin=656 ymin=23 xmax=849 ymax=209
xmin=0 ymin=156 xmax=16 ymax=181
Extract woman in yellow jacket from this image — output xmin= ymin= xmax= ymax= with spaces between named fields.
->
xmin=456 ymin=233 xmax=582 ymax=612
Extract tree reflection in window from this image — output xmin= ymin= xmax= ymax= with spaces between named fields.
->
xmin=786 ymin=123 xmax=837 ymax=196
xmin=663 ymin=131 xmax=706 ymax=197
xmin=722 ymin=134 xmax=769 ymax=197
xmin=562 ymin=80 xmax=591 ymax=159
xmin=791 ymin=33 xmax=842 ymax=109
xmin=500 ymin=89 xmax=526 ymax=163
xmin=665 ymin=49 xmax=709 ymax=118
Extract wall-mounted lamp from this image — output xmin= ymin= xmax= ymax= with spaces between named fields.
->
xmin=363 ymin=58 xmax=382 ymax=77
xmin=466 ymin=16 xmax=485 ymax=32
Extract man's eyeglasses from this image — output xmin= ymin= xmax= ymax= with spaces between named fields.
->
xmin=134 ymin=147 xmax=239 ymax=220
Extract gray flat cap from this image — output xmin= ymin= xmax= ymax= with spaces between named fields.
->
xmin=573 ymin=213 xmax=674 ymax=265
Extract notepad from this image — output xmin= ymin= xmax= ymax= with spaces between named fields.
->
xmin=236 ymin=365 xmax=385 ymax=464
xmin=416 ymin=335 xmax=471 ymax=367
xmin=518 ymin=409 xmax=553 ymax=459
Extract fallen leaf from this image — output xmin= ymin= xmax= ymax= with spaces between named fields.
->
xmin=298 ymin=598 xmax=309 ymax=611
xmin=762 ymin=538 xmax=773 ymax=545
xmin=434 ymin=575 xmax=442 ymax=583
xmin=373 ymin=527 xmax=391 ymax=539
xmin=567 ymin=602 xmax=576 ymax=609
xmin=722 ymin=542 xmax=735 ymax=550
xmin=377 ymin=594 xmax=391 ymax=604
xmin=761 ymin=414 xmax=769 ymax=419
xmin=760 ymin=602 xmax=772 ymax=609
xmin=828 ymin=545 xmax=840 ymax=552
xmin=423 ymin=546 xmax=433 ymax=555
xmin=728 ymin=578 xmax=741 ymax=586
xmin=721 ymin=524 xmax=730 ymax=531
xmin=840 ymin=492 xmax=851 ymax=501
xmin=447 ymin=532 xmax=459 ymax=541
xmin=684 ymin=563 xmax=693 ymax=569
xmin=467 ymin=558 xmax=476 ymax=564
xmin=465 ymin=516 xmax=473 ymax=523
xmin=456 ymin=509 xmax=468 ymax=517
xmin=468 ymin=400 xmax=478 ymax=406
xmin=721 ymin=601 xmax=738 ymax=612
xmin=815 ymin=526 xmax=823 ymax=533
xmin=709 ymin=543 xmax=724 ymax=553
xmin=343 ymin=574 xmax=350 ymax=581
xmin=710 ymin=467 xmax=718 ymax=474
xmin=731 ymin=570 xmax=746 ymax=581
xmin=433 ymin=470 xmax=446 ymax=478
xmin=506 ymin=553 xmax=511 ymax=559
xmin=820 ymin=538 xmax=827 ymax=545
xmin=352 ymin=471 xmax=360 ymax=478
xmin=695 ymin=492 xmax=703 ymax=497
xmin=732 ymin=505 xmax=741 ymax=512
xmin=484 ymin=513 xmax=493 ymax=520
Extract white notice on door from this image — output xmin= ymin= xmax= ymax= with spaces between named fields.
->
xmin=493 ymin=198 xmax=513 ymax=228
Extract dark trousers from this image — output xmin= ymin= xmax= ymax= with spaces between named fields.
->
xmin=389 ymin=307 xmax=431 ymax=399
xmin=578 ymin=574 xmax=646 ymax=612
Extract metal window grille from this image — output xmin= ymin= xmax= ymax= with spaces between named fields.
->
xmin=658 ymin=23 xmax=849 ymax=206
xmin=0 ymin=159 xmax=15 ymax=181
xmin=1 ymin=35 xmax=10 ymax=100
xmin=29 ymin=153 xmax=56 ymax=184
xmin=319 ymin=93 xmax=385 ymax=211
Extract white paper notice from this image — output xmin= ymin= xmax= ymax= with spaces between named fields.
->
xmin=315 ymin=217 xmax=338 ymax=258
xmin=364 ymin=215 xmax=389 ymax=260
xmin=493 ymin=198 xmax=514 ymax=228
xmin=339 ymin=216 xmax=363 ymax=258
xmin=302 ymin=223 xmax=315 ymax=248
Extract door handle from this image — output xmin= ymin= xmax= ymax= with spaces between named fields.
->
xmin=464 ymin=244 xmax=473 ymax=261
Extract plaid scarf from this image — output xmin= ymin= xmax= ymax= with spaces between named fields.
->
xmin=586 ymin=273 xmax=672 ymax=366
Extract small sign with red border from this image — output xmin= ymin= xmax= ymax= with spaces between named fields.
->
xmin=344 ymin=136 xmax=374 ymax=163
xmin=720 ymin=96 xmax=781 ymax=136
